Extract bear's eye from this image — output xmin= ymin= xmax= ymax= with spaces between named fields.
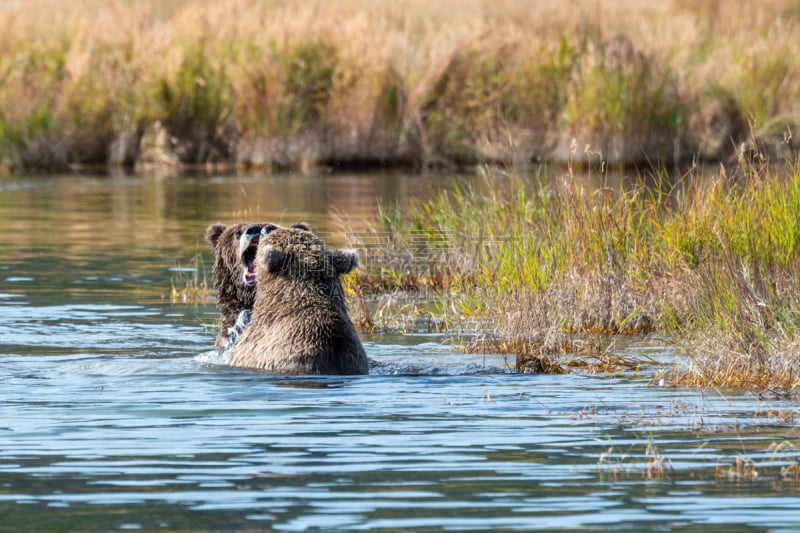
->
xmin=235 ymin=230 xmax=243 ymax=239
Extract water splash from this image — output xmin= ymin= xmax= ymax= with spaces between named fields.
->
xmin=221 ymin=309 xmax=251 ymax=356
xmin=194 ymin=349 xmax=228 ymax=366
xmin=196 ymin=339 xmax=512 ymax=376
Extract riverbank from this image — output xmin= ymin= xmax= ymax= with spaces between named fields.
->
xmin=1 ymin=0 xmax=799 ymax=171
xmin=345 ymin=157 xmax=800 ymax=393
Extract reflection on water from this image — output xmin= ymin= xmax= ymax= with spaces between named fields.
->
xmin=2 ymin=171 xmax=800 ymax=531
xmin=0 ymin=171 xmax=461 ymax=304
xmin=0 ymin=170 xmax=451 ymax=249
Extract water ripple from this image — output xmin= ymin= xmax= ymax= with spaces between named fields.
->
xmin=3 ymin=173 xmax=800 ymax=531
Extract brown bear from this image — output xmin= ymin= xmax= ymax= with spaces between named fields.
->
xmin=225 ymin=225 xmax=368 ymax=375
xmin=205 ymin=221 xmax=310 ymax=352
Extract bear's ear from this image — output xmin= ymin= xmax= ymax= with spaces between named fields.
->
xmin=263 ymin=245 xmax=287 ymax=273
xmin=205 ymin=223 xmax=226 ymax=249
xmin=291 ymin=222 xmax=312 ymax=232
xmin=331 ymin=249 xmax=358 ymax=275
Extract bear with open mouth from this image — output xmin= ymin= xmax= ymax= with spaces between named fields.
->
xmin=205 ymin=221 xmax=310 ymax=353
xmin=225 ymin=224 xmax=368 ymax=375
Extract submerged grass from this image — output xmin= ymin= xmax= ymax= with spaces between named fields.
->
xmin=1 ymin=0 xmax=800 ymax=169
xmin=169 ymin=254 xmax=214 ymax=303
xmin=596 ymin=437 xmax=800 ymax=483
xmin=347 ymin=157 xmax=800 ymax=392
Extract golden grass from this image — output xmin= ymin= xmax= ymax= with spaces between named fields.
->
xmin=597 ymin=439 xmax=676 ymax=480
xmin=597 ymin=440 xmax=800 ymax=483
xmin=716 ymin=456 xmax=760 ymax=482
xmin=1 ymin=0 xmax=799 ymax=168
xmin=168 ymin=256 xmax=215 ymax=303
xmin=170 ymin=281 xmax=215 ymax=304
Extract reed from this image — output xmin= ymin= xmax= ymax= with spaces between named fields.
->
xmin=1 ymin=0 xmax=799 ymax=169
xmin=349 ymin=156 xmax=800 ymax=392
xmin=169 ymin=254 xmax=215 ymax=303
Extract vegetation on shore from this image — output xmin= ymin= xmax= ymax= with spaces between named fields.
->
xmin=345 ymin=154 xmax=800 ymax=393
xmin=1 ymin=0 xmax=799 ymax=171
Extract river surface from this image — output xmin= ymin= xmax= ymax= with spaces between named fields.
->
xmin=2 ymin=171 xmax=800 ymax=532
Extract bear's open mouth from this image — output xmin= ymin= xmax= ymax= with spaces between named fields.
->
xmin=240 ymin=235 xmax=260 ymax=286
xmin=239 ymin=223 xmax=279 ymax=286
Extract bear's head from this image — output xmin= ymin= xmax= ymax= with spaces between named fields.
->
xmin=205 ymin=221 xmax=311 ymax=289
xmin=256 ymin=225 xmax=358 ymax=283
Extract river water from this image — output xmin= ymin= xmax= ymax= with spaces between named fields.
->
xmin=2 ymin=171 xmax=800 ymax=532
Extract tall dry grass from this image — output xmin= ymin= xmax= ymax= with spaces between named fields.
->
xmin=1 ymin=0 xmax=799 ymax=169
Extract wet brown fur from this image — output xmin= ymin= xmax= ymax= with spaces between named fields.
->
xmin=205 ymin=222 xmax=260 ymax=352
xmin=226 ymin=226 xmax=368 ymax=374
